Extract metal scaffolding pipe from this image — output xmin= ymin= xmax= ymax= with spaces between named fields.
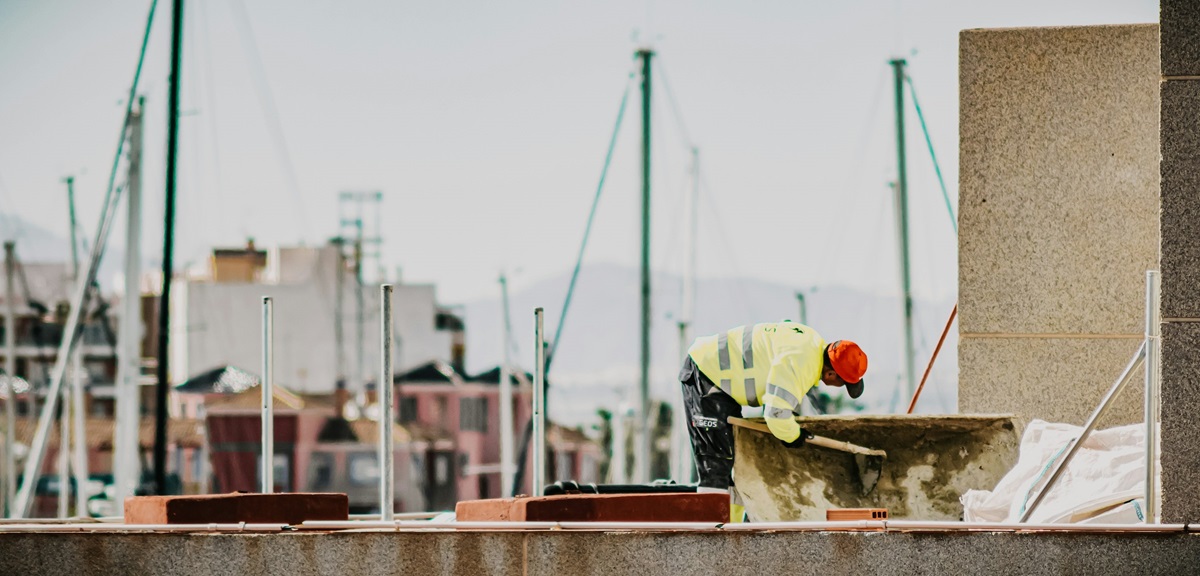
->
xmin=533 ymin=307 xmax=546 ymax=496
xmin=1020 ymin=340 xmax=1147 ymax=522
xmin=1144 ymin=270 xmax=1161 ymax=523
xmin=379 ymin=284 xmax=394 ymax=521
xmin=2 ymin=242 xmax=13 ymax=517
xmin=260 ymin=296 xmax=273 ymax=493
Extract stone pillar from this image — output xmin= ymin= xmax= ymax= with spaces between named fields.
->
xmin=1159 ymin=0 xmax=1200 ymax=523
xmin=958 ymin=25 xmax=1160 ymax=429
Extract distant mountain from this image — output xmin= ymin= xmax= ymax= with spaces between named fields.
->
xmin=0 ymin=214 xmax=143 ymax=294
xmin=459 ymin=263 xmax=959 ymax=426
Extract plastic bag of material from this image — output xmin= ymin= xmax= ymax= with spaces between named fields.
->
xmin=961 ymin=419 xmax=1145 ymax=523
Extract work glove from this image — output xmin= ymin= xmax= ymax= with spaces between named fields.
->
xmin=780 ymin=428 xmax=814 ymax=449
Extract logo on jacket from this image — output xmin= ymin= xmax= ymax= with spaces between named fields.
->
xmin=692 ymin=416 xmax=719 ymax=429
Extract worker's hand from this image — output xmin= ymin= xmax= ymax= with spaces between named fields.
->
xmin=780 ymin=428 xmax=815 ymax=449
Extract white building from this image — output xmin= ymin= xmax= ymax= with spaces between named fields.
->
xmin=172 ymin=241 xmax=462 ymax=395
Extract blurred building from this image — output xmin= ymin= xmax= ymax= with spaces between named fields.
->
xmin=171 ymin=239 xmax=463 ymax=394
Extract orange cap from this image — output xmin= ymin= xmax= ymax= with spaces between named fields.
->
xmin=828 ymin=340 xmax=868 ymax=384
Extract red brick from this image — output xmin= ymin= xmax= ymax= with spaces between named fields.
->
xmin=825 ymin=508 xmax=889 ymax=521
xmin=125 ymin=493 xmax=349 ymax=525
xmin=456 ymin=493 xmax=728 ymax=522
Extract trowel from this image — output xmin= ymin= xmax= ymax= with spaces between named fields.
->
xmin=727 ymin=417 xmax=887 ymax=495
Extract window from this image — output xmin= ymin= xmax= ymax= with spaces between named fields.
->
xmin=255 ymin=453 xmax=291 ymax=492
xmin=459 ymin=397 xmax=488 ymax=432
xmin=307 ymin=453 xmax=335 ymax=492
xmin=348 ymin=453 xmax=379 ymax=486
xmin=555 ymin=451 xmax=575 ymax=483
xmin=399 ymin=397 xmax=418 ymax=424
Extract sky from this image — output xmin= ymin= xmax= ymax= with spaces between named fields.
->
xmin=0 ymin=0 xmax=1159 ymax=306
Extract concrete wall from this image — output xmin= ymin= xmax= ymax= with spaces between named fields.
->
xmin=2 ymin=531 xmax=1199 ymax=576
xmin=958 ymin=25 xmax=1161 ymax=428
xmin=1159 ymin=0 xmax=1200 ymax=524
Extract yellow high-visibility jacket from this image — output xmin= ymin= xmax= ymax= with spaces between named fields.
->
xmin=688 ymin=322 xmax=825 ymax=443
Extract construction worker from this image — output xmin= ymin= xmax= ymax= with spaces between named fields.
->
xmin=679 ymin=321 xmax=867 ymax=522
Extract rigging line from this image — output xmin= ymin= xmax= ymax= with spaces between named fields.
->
xmin=812 ymin=66 xmax=889 ymax=274
xmin=230 ymin=0 xmax=313 ymax=238
xmin=99 ymin=0 xmax=158 ymax=261
xmin=196 ymin=0 xmax=226 ymax=239
xmin=697 ymin=170 xmax=754 ymax=320
xmin=653 ymin=57 xmax=694 ymax=150
xmin=546 ymin=68 xmax=637 ymax=368
xmin=905 ymin=73 xmax=957 ymax=235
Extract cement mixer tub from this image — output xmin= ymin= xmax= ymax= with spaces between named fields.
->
xmin=732 ymin=414 xmax=1018 ymax=521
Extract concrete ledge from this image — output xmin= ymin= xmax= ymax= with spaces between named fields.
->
xmin=125 ymin=493 xmax=349 ymax=525
xmin=2 ymin=530 xmax=1199 ymax=575
xmin=455 ymin=493 xmax=729 ymax=522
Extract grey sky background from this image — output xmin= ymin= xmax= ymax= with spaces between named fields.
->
xmin=0 ymin=0 xmax=1157 ymax=307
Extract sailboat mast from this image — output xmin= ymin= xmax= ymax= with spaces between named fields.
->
xmin=890 ymin=58 xmax=917 ymax=401
xmin=637 ymin=47 xmax=654 ymax=484
xmin=114 ymin=98 xmax=144 ymax=512
xmin=155 ymin=0 xmax=185 ymax=496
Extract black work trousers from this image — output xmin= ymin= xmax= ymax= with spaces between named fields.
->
xmin=679 ymin=356 xmax=743 ymax=491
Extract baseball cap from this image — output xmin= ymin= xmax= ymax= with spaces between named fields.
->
xmin=828 ymin=340 xmax=867 ymax=399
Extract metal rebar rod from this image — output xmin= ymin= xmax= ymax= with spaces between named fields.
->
xmin=1020 ymin=340 xmax=1147 ymax=522
xmin=1144 ymin=270 xmax=1161 ymax=523
xmin=3 ymin=242 xmax=14 ymax=517
xmin=533 ymin=307 xmax=546 ymax=496
xmin=379 ymin=285 xmax=394 ymax=521
xmin=498 ymin=274 xmax=514 ymax=496
xmin=260 ymin=296 xmax=273 ymax=493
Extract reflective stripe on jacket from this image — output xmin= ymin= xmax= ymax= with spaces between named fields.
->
xmin=687 ymin=322 xmax=825 ymax=443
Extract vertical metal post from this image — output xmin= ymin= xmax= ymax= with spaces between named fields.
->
xmin=115 ymin=97 xmax=144 ymax=512
xmin=611 ymin=404 xmax=627 ymax=483
xmin=57 ymin=385 xmax=68 ymax=518
xmin=155 ymin=0 xmax=185 ymax=496
xmin=498 ymin=274 xmax=515 ymax=496
xmin=1019 ymin=341 xmax=1147 ymax=522
xmin=796 ymin=292 xmax=808 ymax=325
xmin=890 ymin=58 xmax=917 ymax=401
xmin=379 ymin=285 xmax=395 ymax=520
xmin=354 ymin=234 xmax=364 ymax=408
xmin=333 ymin=237 xmax=345 ymax=400
xmin=60 ymin=177 xmax=75 ymax=518
xmin=260 ymin=296 xmax=273 ymax=493
xmin=636 ymin=47 xmax=654 ymax=484
xmin=65 ymin=176 xmax=88 ymax=516
xmin=3 ymin=242 xmax=14 ymax=516
xmin=533 ymin=307 xmax=546 ymax=496
xmin=71 ymin=327 xmax=86 ymax=515
xmin=1145 ymin=270 xmax=1161 ymax=522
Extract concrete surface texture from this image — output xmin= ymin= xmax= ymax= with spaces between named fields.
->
xmin=957 ymin=24 xmax=1161 ymax=429
xmin=732 ymin=415 xmax=1017 ymax=521
xmin=1159 ymin=0 xmax=1200 ymax=525
xmin=3 ymin=531 xmax=1200 ymax=576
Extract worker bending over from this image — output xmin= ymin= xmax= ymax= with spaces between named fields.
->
xmin=679 ymin=321 xmax=867 ymax=522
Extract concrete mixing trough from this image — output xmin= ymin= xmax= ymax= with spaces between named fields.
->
xmin=733 ymin=414 xmax=1018 ymax=521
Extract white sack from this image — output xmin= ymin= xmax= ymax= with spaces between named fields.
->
xmin=961 ymin=419 xmax=1145 ymax=523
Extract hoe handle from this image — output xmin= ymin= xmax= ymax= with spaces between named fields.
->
xmin=727 ymin=417 xmax=887 ymax=459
